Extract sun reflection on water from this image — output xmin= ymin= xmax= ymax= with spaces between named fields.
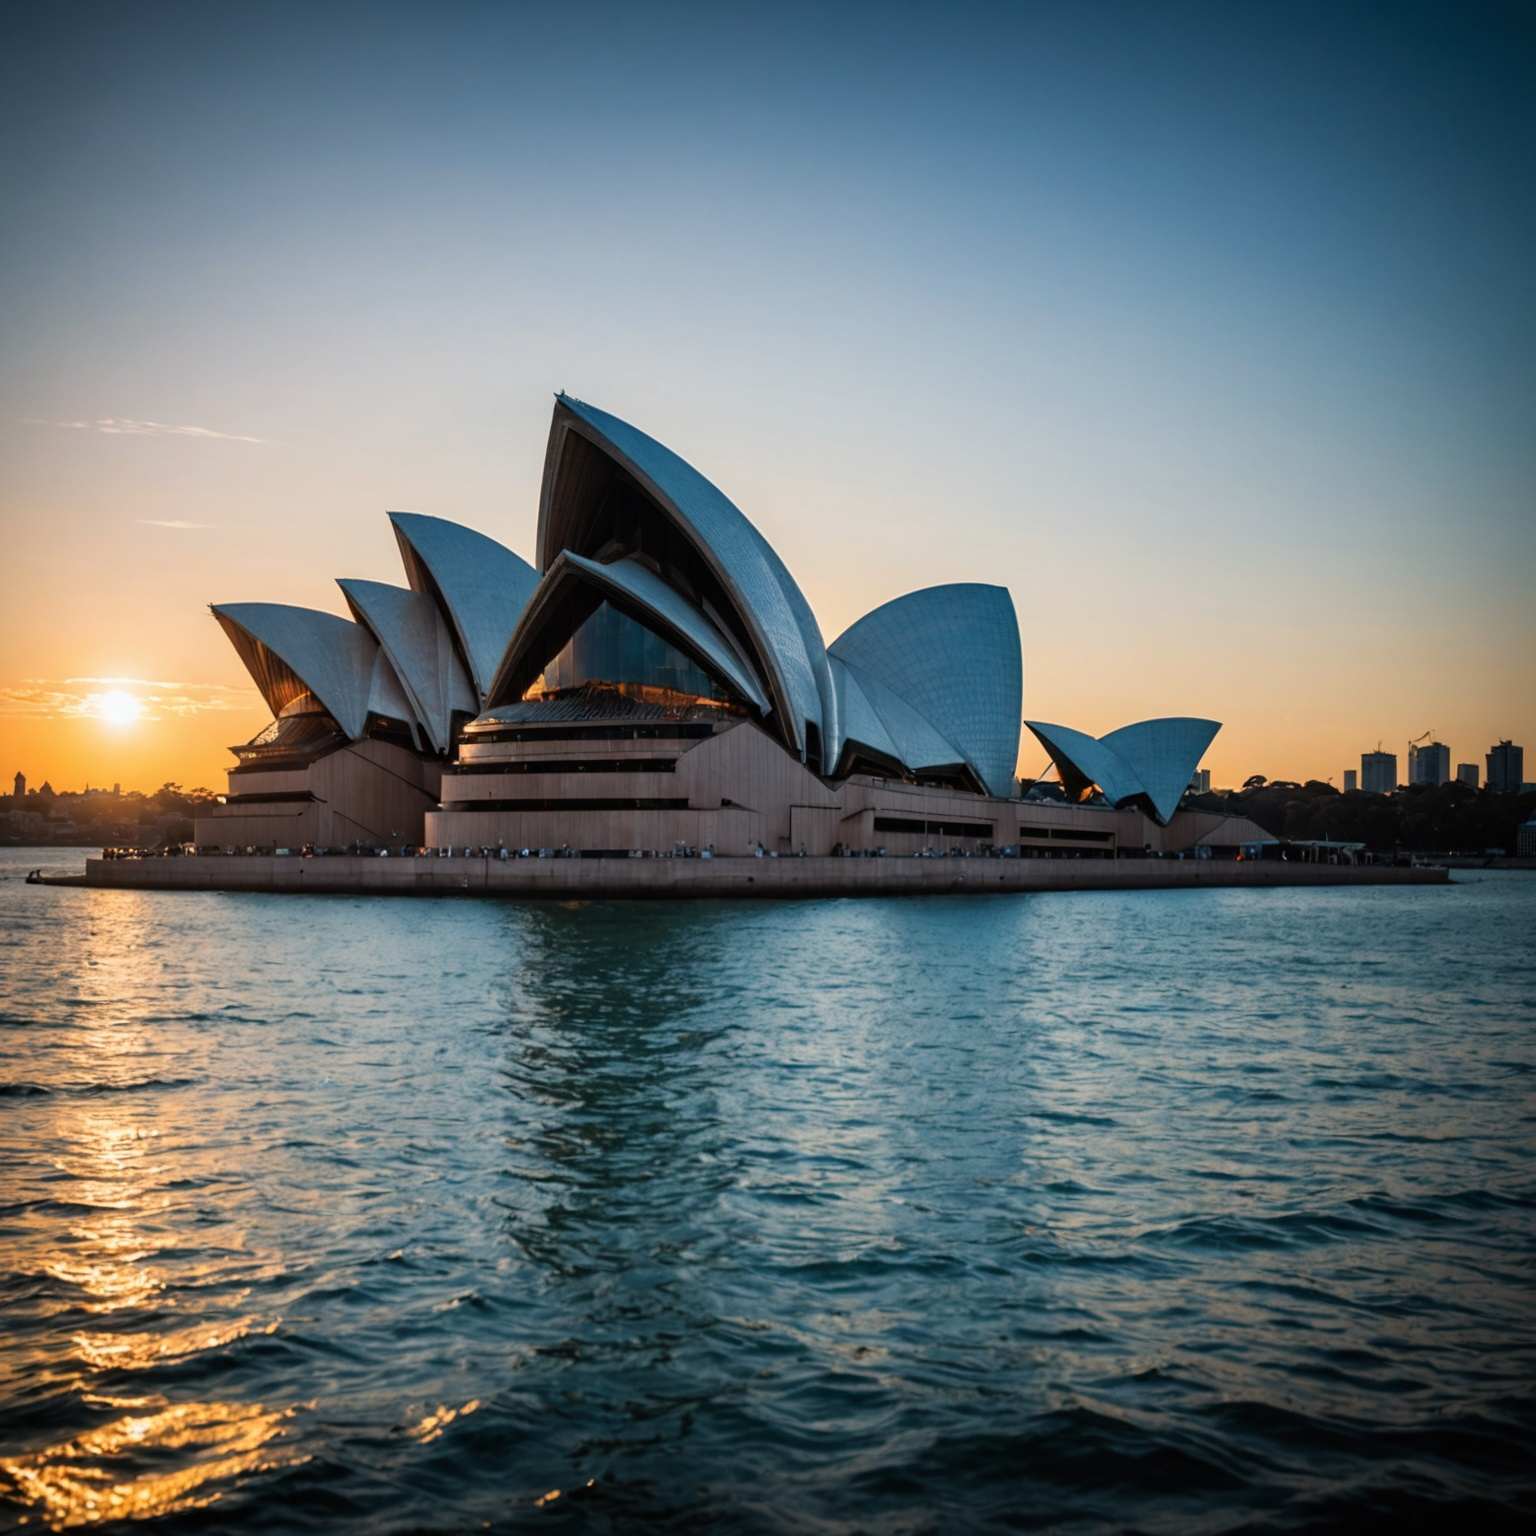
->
xmin=409 ymin=1398 xmax=481 ymax=1444
xmin=0 ymin=1400 xmax=305 ymax=1530
xmin=0 ymin=905 xmax=302 ymax=1530
xmin=70 ymin=1317 xmax=278 ymax=1373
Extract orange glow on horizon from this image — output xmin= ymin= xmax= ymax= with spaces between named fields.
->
xmin=1 ymin=445 xmax=1531 ymax=795
xmin=1 ymin=622 xmax=1532 ymax=798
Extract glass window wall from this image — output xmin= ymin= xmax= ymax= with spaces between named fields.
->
xmin=527 ymin=602 xmax=740 ymax=711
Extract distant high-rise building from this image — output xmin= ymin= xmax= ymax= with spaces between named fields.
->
xmin=1361 ymin=751 xmax=1397 ymax=794
xmin=1343 ymin=769 xmax=1357 ymax=793
xmin=112 ymin=782 xmax=121 ymax=797
xmin=1189 ymin=768 xmax=1211 ymax=795
xmin=1487 ymin=740 xmax=1525 ymax=793
xmin=1409 ymin=741 xmax=1451 ymax=786
xmin=1456 ymin=763 xmax=1479 ymax=788
xmin=11 ymin=770 xmax=22 ymax=802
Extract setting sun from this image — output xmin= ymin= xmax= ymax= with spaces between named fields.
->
xmin=96 ymin=689 xmax=142 ymax=726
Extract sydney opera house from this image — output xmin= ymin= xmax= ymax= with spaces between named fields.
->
xmin=197 ymin=395 xmax=1265 ymax=860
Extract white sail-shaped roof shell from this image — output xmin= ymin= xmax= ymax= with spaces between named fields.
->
xmin=538 ymin=397 xmax=836 ymax=763
xmin=339 ymin=579 xmax=477 ymax=754
xmin=212 ymin=602 xmax=416 ymax=742
xmin=836 ymin=656 xmax=968 ymax=778
xmin=489 ymin=552 xmax=772 ymax=714
xmin=1101 ymin=718 xmax=1220 ymax=826
xmin=1025 ymin=717 xmax=1221 ymax=825
xmin=829 ymin=657 xmax=902 ymax=767
xmin=389 ymin=512 xmax=538 ymax=702
xmin=830 ymin=585 xmax=1022 ymax=798
xmin=1024 ymin=720 xmax=1144 ymax=807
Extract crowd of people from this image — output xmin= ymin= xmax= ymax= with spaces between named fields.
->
xmin=99 ymin=840 xmax=1223 ymax=861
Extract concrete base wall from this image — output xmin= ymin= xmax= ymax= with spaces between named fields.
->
xmin=79 ymin=854 xmax=1449 ymax=899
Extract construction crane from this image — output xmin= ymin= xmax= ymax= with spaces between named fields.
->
xmin=1408 ymin=729 xmax=1435 ymax=785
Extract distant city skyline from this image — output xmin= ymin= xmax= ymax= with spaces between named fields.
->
xmin=10 ymin=733 xmax=1531 ymax=803
xmin=2 ymin=2 xmax=1533 ymax=789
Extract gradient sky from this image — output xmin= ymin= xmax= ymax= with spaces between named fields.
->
xmin=2 ymin=0 xmax=1532 ymax=793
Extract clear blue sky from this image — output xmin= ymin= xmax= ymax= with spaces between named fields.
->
xmin=2 ymin=0 xmax=1532 ymax=788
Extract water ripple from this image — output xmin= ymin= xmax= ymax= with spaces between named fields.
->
xmin=1 ymin=852 xmax=1533 ymax=1530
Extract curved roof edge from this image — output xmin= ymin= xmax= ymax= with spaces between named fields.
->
xmin=561 ymin=553 xmax=771 ymax=712
xmin=388 ymin=511 xmax=538 ymax=701
xmin=830 ymin=583 xmax=1021 ymax=798
xmin=829 ymin=656 xmax=901 ymax=768
xmin=842 ymin=656 xmax=970 ymax=780
xmin=1099 ymin=717 xmax=1221 ymax=825
xmin=212 ymin=601 xmax=411 ymax=742
xmin=338 ymin=578 xmax=476 ymax=754
xmin=538 ymin=396 xmax=834 ymax=761
xmin=487 ymin=551 xmax=772 ymax=713
xmin=1023 ymin=720 xmax=1145 ymax=808
xmin=1025 ymin=717 xmax=1220 ymax=825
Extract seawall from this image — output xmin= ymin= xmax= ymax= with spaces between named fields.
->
xmin=68 ymin=855 xmax=1449 ymax=899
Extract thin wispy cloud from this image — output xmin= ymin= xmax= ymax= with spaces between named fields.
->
xmin=138 ymin=519 xmax=215 ymax=529
xmin=0 ymin=678 xmax=248 ymax=721
xmin=64 ymin=675 xmax=242 ymax=691
xmin=29 ymin=416 xmax=267 ymax=444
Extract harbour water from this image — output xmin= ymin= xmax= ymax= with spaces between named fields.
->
xmin=2 ymin=847 xmax=1533 ymax=1530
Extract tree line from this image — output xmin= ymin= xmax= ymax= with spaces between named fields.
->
xmin=1189 ymin=779 xmax=1535 ymax=853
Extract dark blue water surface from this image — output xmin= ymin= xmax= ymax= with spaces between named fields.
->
xmin=2 ymin=847 xmax=1534 ymax=1532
